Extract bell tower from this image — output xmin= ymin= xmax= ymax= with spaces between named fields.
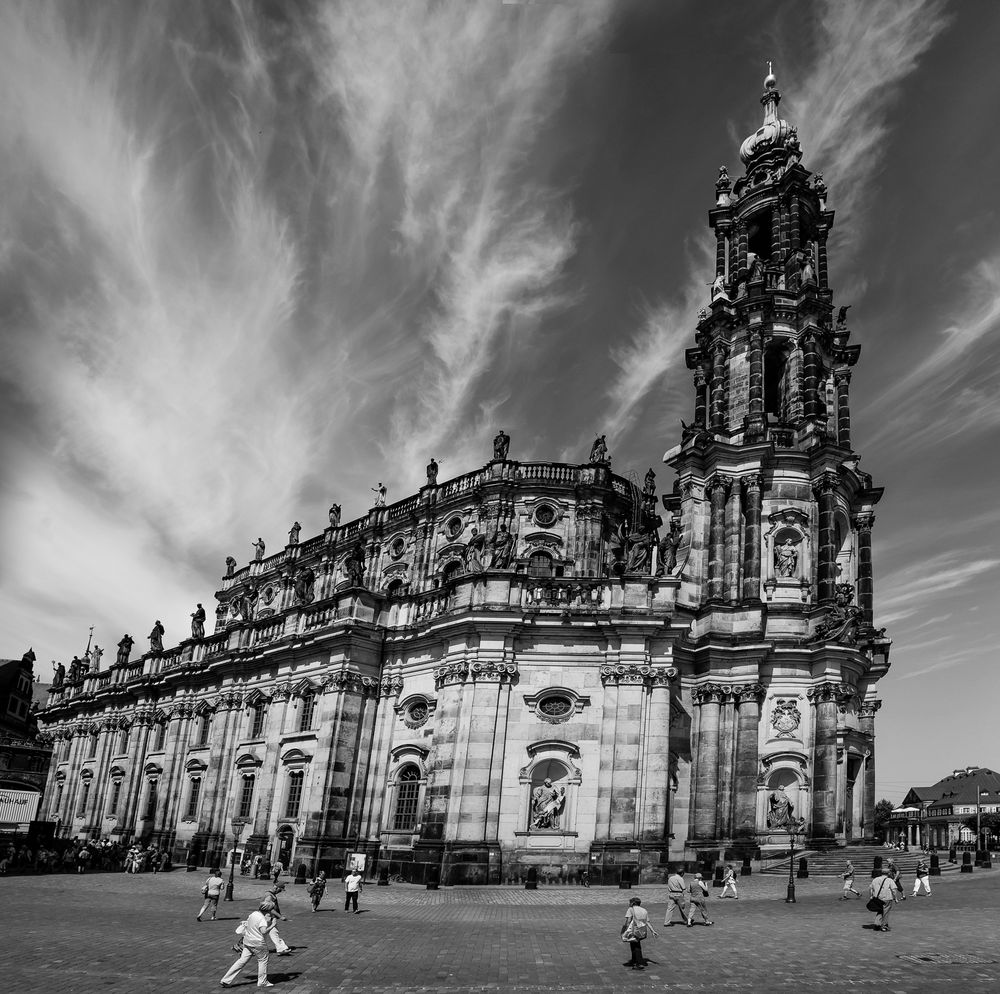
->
xmin=666 ymin=68 xmax=891 ymax=855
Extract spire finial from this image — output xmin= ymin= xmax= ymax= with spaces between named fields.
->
xmin=764 ymin=61 xmax=777 ymax=90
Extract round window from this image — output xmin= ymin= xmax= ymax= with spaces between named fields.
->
xmin=446 ymin=516 xmax=463 ymax=539
xmin=390 ymin=537 xmax=406 ymax=559
xmin=538 ymin=695 xmax=572 ymax=721
xmin=404 ymin=701 xmax=429 ymax=729
xmin=262 ymin=585 xmax=275 ymax=605
xmin=534 ymin=504 xmax=556 ymax=527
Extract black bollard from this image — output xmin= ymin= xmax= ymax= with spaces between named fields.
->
xmin=294 ymin=862 xmax=307 ymax=885
xmin=525 ymin=865 xmax=538 ymax=891
xmin=983 ymin=850 xmax=993 ymax=869
xmin=929 ymin=853 xmax=941 ymax=877
xmin=712 ymin=864 xmax=725 ymax=888
xmin=796 ymin=856 xmax=808 ymax=879
xmin=948 ymin=846 xmax=956 ymax=863
xmin=740 ymin=855 xmax=752 ymax=877
xmin=426 ymin=865 xmax=440 ymax=890
xmin=377 ymin=866 xmax=389 ymax=886
xmin=961 ymin=851 xmax=973 ymax=874
xmin=872 ymin=855 xmax=883 ymax=879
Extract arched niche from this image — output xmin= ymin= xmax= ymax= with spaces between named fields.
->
xmin=757 ymin=753 xmax=810 ymax=836
xmin=516 ymin=741 xmax=582 ymax=837
xmin=763 ymin=508 xmax=811 ymax=604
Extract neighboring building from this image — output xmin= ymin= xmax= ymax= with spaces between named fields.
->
xmin=37 ymin=69 xmax=891 ymax=881
xmin=0 ymin=651 xmax=53 ymax=831
xmin=888 ymin=767 xmax=1000 ymax=849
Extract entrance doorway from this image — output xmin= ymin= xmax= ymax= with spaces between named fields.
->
xmin=275 ymin=827 xmax=294 ymax=871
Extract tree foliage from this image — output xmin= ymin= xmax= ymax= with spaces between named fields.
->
xmin=873 ymin=798 xmax=894 ymax=841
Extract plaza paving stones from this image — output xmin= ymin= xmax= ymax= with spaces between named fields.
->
xmin=5 ymin=868 xmax=999 ymax=993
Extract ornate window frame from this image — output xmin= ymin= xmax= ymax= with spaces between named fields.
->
xmin=763 ymin=507 xmax=811 ymax=603
xmin=394 ymin=694 xmax=437 ymax=730
xmin=523 ymin=687 xmax=590 ymax=724
xmin=384 ymin=744 xmax=430 ymax=837
xmin=515 ymin=740 xmax=582 ymax=836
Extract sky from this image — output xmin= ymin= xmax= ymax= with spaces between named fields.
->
xmin=1 ymin=0 xmax=998 ymax=803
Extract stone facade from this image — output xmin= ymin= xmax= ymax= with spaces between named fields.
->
xmin=37 ymin=70 xmax=891 ymax=880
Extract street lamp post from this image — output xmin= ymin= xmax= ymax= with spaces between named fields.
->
xmin=785 ymin=818 xmax=805 ymax=904
xmin=224 ymin=819 xmax=249 ymax=902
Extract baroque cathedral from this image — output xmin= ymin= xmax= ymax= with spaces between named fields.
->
xmin=39 ymin=71 xmax=891 ymax=883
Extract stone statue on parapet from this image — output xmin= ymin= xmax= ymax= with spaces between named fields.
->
xmin=371 ymin=482 xmax=387 ymax=508
xmin=89 ymin=645 xmax=103 ymax=671
xmin=656 ymin=522 xmax=682 ymax=577
xmin=426 ymin=458 xmax=438 ymax=486
xmin=252 ymin=537 xmax=266 ymax=561
xmin=803 ymin=583 xmax=865 ymax=646
xmin=800 ymin=249 xmax=816 ymax=286
xmin=328 ymin=502 xmax=342 ymax=528
xmin=235 ymin=586 xmax=257 ymax=622
xmin=68 ymin=656 xmax=83 ymax=682
xmin=190 ymin=603 xmax=206 ymax=639
xmin=589 ymin=435 xmax=609 ymax=464
xmin=836 ymin=304 xmax=851 ymax=329
xmin=493 ymin=429 xmax=510 ymax=461
xmin=148 ymin=620 xmax=165 ymax=654
xmin=52 ymin=660 xmax=66 ymax=688
xmin=464 ymin=527 xmax=487 ymax=574
xmin=116 ymin=634 xmax=134 ymax=667
xmin=749 ymin=253 xmax=765 ymax=282
xmin=225 ymin=556 xmax=237 ymax=577
xmin=288 ymin=521 xmax=301 ymax=545
xmin=294 ymin=566 xmax=316 ymax=605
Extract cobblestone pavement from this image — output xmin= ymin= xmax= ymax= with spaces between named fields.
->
xmin=6 ymin=868 xmax=999 ymax=993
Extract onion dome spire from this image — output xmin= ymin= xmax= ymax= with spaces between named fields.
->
xmin=739 ymin=62 xmax=793 ymax=166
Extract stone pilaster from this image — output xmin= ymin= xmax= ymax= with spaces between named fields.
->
xmin=747 ymin=328 xmax=763 ymax=418
xmin=715 ymin=687 xmax=737 ymax=838
xmin=706 ymin=477 xmax=729 ymax=602
xmin=251 ymin=687 xmax=292 ymax=842
xmin=715 ymin=221 xmax=729 ymax=276
xmin=802 ymin=333 xmax=820 ymax=420
xmin=808 ymin=682 xmax=839 ymax=839
xmin=740 ymin=475 xmax=762 ymax=601
xmin=693 ymin=368 xmax=708 ymax=428
xmin=709 ymin=342 xmax=727 ymax=432
xmin=724 ymin=483 xmax=742 ymax=602
xmin=637 ymin=667 xmax=677 ymax=843
xmin=691 ymin=683 xmax=724 ymax=840
xmin=157 ymin=703 xmax=198 ymax=837
xmin=857 ymin=700 xmax=881 ymax=842
xmin=732 ymin=683 xmax=765 ymax=838
xmin=816 ymin=226 xmax=829 ymax=288
xmin=120 ymin=711 xmax=156 ymax=839
xmin=854 ymin=513 xmax=874 ymax=626
xmin=835 ymin=370 xmax=851 ymax=447
xmin=814 ymin=475 xmax=838 ymax=604
xmin=356 ymin=674 xmax=403 ymax=841
xmin=419 ymin=660 xmax=469 ymax=843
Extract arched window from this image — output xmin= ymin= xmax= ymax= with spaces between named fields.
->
xmin=441 ymin=560 xmax=462 ymax=584
xmin=197 ymin=713 xmax=212 ymax=747
xmin=528 ymin=552 xmax=554 ymax=578
xmin=238 ymin=774 xmax=255 ymax=819
xmin=185 ymin=776 xmax=202 ymax=819
xmin=87 ymin=733 xmax=98 ymax=759
xmin=764 ymin=346 xmax=791 ymax=420
xmin=385 ymin=579 xmax=404 ymax=598
xmin=118 ymin=727 xmax=130 ymax=754
xmin=143 ymin=779 xmax=158 ymax=820
xmin=285 ymin=771 xmax=304 ymax=818
xmin=298 ymin=694 xmax=316 ymax=732
xmin=107 ymin=778 xmax=123 ymax=817
xmin=392 ymin=765 xmax=421 ymax=831
xmin=154 ymin=722 xmax=168 ymax=750
xmin=77 ymin=778 xmax=91 ymax=817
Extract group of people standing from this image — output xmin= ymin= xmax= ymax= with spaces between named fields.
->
xmin=214 ymin=867 xmax=365 ymax=988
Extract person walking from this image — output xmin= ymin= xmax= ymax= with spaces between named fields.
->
xmin=686 ymin=873 xmax=714 ymax=927
xmin=663 ymin=867 xmax=689 ymax=926
xmin=271 ymin=861 xmax=282 ymax=885
xmin=887 ymin=858 xmax=906 ymax=900
xmin=720 ymin=863 xmax=738 ymax=899
xmin=308 ymin=870 xmax=327 ymax=912
xmin=912 ymin=858 xmax=932 ymax=897
xmin=344 ymin=866 xmax=364 ymax=913
xmin=220 ymin=907 xmax=274 ymax=988
xmin=197 ymin=866 xmax=225 ymax=921
xmin=868 ymin=865 xmax=899 ymax=932
xmin=258 ymin=883 xmax=293 ymax=956
xmin=622 ymin=897 xmax=657 ymax=971
xmin=840 ymin=860 xmax=861 ymax=900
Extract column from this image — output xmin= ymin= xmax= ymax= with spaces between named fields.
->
xmin=637 ymin=668 xmax=676 ymax=843
xmin=816 ymin=226 xmax=829 ymax=288
xmin=802 ymin=333 xmax=820 ymax=420
xmin=747 ymin=329 xmax=763 ymax=418
xmin=779 ymin=197 xmax=791 ymax=258
xmin=770 ymin=206 xmax=781 ymax=264
xmin=732 ymin=683 xmax=765 ymax=838
xmin=854 ymin=513 xmax=875 ymax=625
xmin=724 ymin=482 xmax=742 ymax=602
xmin=789 ymin=196 xmax=801 ymax=253
xmin=808 ymin=683 xmax=839 ymax=839
xmin=120 ymin=712 xmax=155 ymax=841
xmin=156 ymin=706 xmax=195 ymax=839
xmin=835 ymin=370 xmax=852 ymax=448
xmin=706 ymin=478 xmax=728 ymax=602
xmin=715 ymin=222 xmax=729 ymax=276
xmin=692 ymin=685 xmax=723 ymax=840
xmin=715 ymin=688 xmax=737 ymax=838
xmin=709 ymin=342 xmax=727 ymax=432
xmin=419 ymin=662 xmax=469 ymax=844
xmin=857 ymin=701 xmax=880 ymax=843
xmin=693 ymin=368 xmax=708 ymax=427
xmin=605 ymin=675 xmax=645 ymax=840
xmin=815 ymin=475 xmax=838 ymax=603
xmin=737 ymin=223 xmax=748 ymax=280
xmin=741 ymin=475 xmax=762 ymax=601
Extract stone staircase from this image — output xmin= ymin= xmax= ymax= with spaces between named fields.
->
xmin=760 ymin=844 xmax=960 ymax=877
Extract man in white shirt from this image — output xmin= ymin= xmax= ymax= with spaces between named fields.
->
xmin=869 ymin=866 xmax=899 ymax=932
xmin=221 ymin=908 xmax=273 ymax=988
xmin=344 ymin=867 xmax=363 ymax=913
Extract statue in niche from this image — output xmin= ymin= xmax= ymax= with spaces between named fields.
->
xmin=225 ymin=556 xmax=237 ymax=577
xmin=288 ymin=521 xmax=301 ymax=545
xmin=426 ymin=457 xmax=439 ymax=486
xmin=371 ymin=482 xmax=387 ymax=507
xmin=589 ymin=435 xmax=609 ymax=464
xmin=52 ymin=660 xmax=66 ymax=688
xmin=836 ymin=305 xmax=851 ymax=329
xmin=775 ymin=538 xmax=799 ymax=577
xmin=116 ymin=634 xmax=134 ymax=667
xmin=328 ymin=502 xmax=342 ymax=528
xmin=749 ymin=253 xmax=765 ymax=282
xmin=488 ymin=524 xmax=515 ymax=569
xmin=252 ymin=537 xmax=266 ymax=561
xmin=767 ymin=784 xmax=794 ymax=829
xmin=800 ymin=250 xmax=816 ymax=286
xmin=493 ymin=429 xmax=510 ymax=461
xmin=294 ymin=566 xmax=316 ymax=606
xmin=148 ymin=620 xmax=165 ymax=654
xmin=190 ymin=603 xmax=206 ymax=639
xmin=464 ymin=527 xmax=487 ymax=574
xmin=530 ymin=778 xmax=566 ymax=830
xmin=345 ymin=543 xmax=367 ymax=587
